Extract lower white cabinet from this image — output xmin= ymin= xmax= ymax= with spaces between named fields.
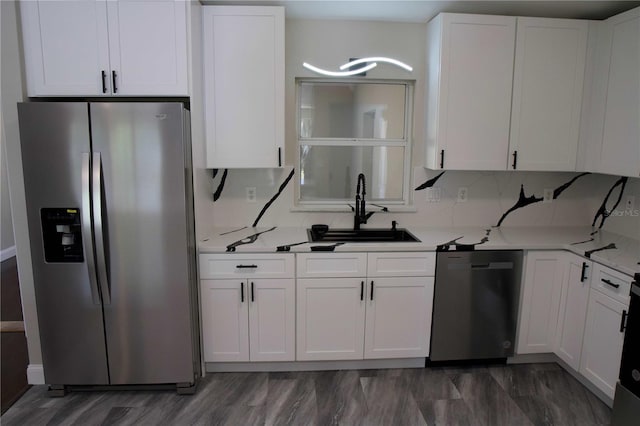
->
xmin=517 ymin=251 xmax=565 ymax=354
xmin=364 ymin=277 xmax=434 ymax=359
xmin=201 ymin=278 xmax=295 ymax=362
xmin=555 ymin=254 xmax=592 ymax=370
xmin=296 ymin=278 xmax=366 ymax=361
xmin=296 ymin=252 xmax=435 ymax=361
xmin=580 ymin=287 xmax=628 ymax=399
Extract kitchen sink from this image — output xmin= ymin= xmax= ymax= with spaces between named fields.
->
xmin=307 ymin=228 xmax=420 ymax=243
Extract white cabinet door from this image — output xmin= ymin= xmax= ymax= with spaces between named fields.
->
xmin=580 ymin=290 xmax=627 ymax=399
xmin=425 ymin=13 xmax=515 ymax=170
xmin=555 ymin=254 xmax=591 ymax=370
xmin=296 ymin=278 xmax=365 ymax=361
xmin=509 ymin=18 xmax=587 ymax=171
xmin=203 ymin=6 xmax=285 ymax=168
xmin=599 ymin=7 xmax=640 ymax=177
xmin=364 ymin=277 xmax=434 ymax=359
xmin=248 ymin=279 xmax=295 ymax=361
xmin=106 ymin=0 xmax=188 ymax=96
xmin=20 ymin=0 xmax=111 ymax=96
xmin=517 ymin=251 xmax=565 ymax=354
xmin=201 ymin=279 xmax=249 ymax=362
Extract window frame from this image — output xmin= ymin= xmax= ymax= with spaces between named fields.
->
xmin=294 ymin=78 xmax=414 ymax=211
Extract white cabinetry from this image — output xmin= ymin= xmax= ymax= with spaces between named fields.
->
xmin=580 ymin=288 xmax=628 ymax=399
xmin=202 ymin=6 xmax=285 ymax=168
xmin=517 ymin=251 xmax=565 ymax=354
xmin=555 ymin=254 xmax=591 ymax=370
xmin=509 ymin=18 xmax=587 ymax=171
xmin=20 ymin=0 xmax=188 ymax=96
xmin=426 ymin=14 xmax=587 ymax=171
xmin=425 ymin=14 xmax=516 ymax=170
xmin=200 ymin=254 xmax=295 ymax=362
xmin=296 ymin=252 xmax=435 ymax=361
xmin=598 ymin=7 xmax=640 ymax=177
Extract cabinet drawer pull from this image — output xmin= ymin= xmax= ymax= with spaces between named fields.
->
xmin=440 ymin=150 xmax=445 ymax=169
xmin=602 ymin=278 xmax=620 ymax=289
xmin=620 ymin=310 xmax=627 ymax=333
xmin=112 ymin=70 xmax=118 ymax=93
xmin=240 ymin=282 xmax=245 ymax=303
xmin=101 ymin=70 xmax=107 ymax=93
xmin=580 ymin=262 xmax=588 ymax=282
xmin=370 ymin=281 xmax=374 ymax=301
xmin=236 ymin=264 xmax=258 ymax=269
xmin=278 ymin=147 xmax=282 ymax=167
xmin=251 ymin=281 xmax=255 ymax=302
xmin=360 ymin=281 xmax=364 ymax=301
xmin=512 ymin=151 xmax=518 ymax=170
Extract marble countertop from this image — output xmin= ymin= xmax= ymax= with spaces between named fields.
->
xmin=199 ymin=226 xmax=640 ymax=277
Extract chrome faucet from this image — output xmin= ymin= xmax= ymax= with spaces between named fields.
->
xmin=354 ymin=173 xmax=374 ymax=230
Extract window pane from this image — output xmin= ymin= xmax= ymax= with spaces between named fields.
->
xmin=300 ymin=145 xmax=405 ymax=201
xmin=299 ymin=83 xmax=406 ymax=139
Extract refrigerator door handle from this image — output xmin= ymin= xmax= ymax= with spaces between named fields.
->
xmin=92 ymin=152 xmax=111 ymax=305
xmin=82 ymin=153 xmax=101 ymax=305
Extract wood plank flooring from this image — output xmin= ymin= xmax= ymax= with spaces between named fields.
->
xmin=1 ymin=363 xmax=611 ymax=425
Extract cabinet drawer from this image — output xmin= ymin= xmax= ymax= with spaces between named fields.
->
xmin=591 ymin=263 xmax=632 ymax=305
xmin=367 ymin=252 xmax=436 ymax=277
xmin=296 ymin=253 xmax=367 ymax=278
xmin=199 ymin=253 xmax=294 ymax=279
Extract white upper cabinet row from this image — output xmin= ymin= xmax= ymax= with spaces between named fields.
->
xmin=426 ymin=14 xmax=588 ymax=171
xmin=20 ymin=0 xmax=188 ymax=96
xmin=426 ymin=8 xmax=639 ymax=177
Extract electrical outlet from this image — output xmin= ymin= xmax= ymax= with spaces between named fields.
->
xmin=457 ymin=187 xmax=468 ymax=202
xmin=625 ymin=195 xmax=635 ymax=211
xmin=426 ymin=187 xmax=441 ymax=202
xmin=246 ymin=187 xmax=257 ymax=203
xmin=543 ymin=188 xmax=554 ymax=204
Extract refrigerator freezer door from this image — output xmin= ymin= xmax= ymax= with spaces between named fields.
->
xmin=90 ymin=103 xmax=195 ymax=384
xmin=18 ymin=102 xmax=109 ymax=385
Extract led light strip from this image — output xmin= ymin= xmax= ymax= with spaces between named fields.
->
xmin=302 ymin=62 xmax=377 ymax=77
xmin=340 ymin=57 xmax=413 ymax=72
xmin=303 ymin=56 xmax=413 ymax=77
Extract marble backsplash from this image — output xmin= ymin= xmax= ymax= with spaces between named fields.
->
xmin=203 ymin=168 xmax=640 ymax=240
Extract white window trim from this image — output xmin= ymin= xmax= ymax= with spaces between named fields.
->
xmin=294 ymin=78 xmax=414 ymax=211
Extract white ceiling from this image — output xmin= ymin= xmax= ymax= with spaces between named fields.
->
xmin=203 ymin=0 xmax=640 ymax=22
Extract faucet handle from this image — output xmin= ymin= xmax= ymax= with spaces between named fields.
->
xmin=391 ymin=220 xmax=398 ymax=231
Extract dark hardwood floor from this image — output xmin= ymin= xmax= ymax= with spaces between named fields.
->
xmin=1 ymin=362 xmax=610 ymax=425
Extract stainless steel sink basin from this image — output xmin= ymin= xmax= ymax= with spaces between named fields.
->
xmin=307 ymin=228 xmax=420 ymax=243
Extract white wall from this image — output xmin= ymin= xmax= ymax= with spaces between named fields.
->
xmin=1 ymin=0 xmax=43 ymax=370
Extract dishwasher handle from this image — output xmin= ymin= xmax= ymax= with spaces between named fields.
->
xmin=449 ymin=262 xmax=514 ymax=271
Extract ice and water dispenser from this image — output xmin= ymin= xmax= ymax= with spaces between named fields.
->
xmin=40 ymin=208 xmax=84 ymax=263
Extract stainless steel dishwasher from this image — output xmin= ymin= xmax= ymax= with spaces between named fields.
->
xmin=430 ymin=250 xmax=523 ymax=361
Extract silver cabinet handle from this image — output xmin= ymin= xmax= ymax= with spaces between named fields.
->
xmin=92 ymin=153 xmax=110 ymax=305
xmin=82 ymin=153 xmax=100 ymax=305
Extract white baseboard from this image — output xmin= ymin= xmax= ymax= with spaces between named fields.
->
xmin=206 ymin=358 xmax=425 ymax=373
xmin=1 ymin=245 xmax=16 ymax=262
xmin=27 ymin=364 xmax=45 ymax=385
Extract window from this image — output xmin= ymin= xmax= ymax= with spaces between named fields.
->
xmin=296 ymin=79 xmax=413 ymax=209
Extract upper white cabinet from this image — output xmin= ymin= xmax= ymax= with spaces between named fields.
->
xmin=426 ymin=14 xmax=588 ymax=171
xmin=598 ymin=7 xmax=640 ymax=177
xmin=509 ymin=18 xmax=588 ymax=171
xmin=425 ymin=14 xmax=516 ymax=170
xmin=202 ymin=6 xmax=285 ymax=168
xmin=20 ymin=0 xmax=188 ymax=97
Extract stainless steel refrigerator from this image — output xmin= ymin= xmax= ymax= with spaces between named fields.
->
xmin=18 ymin=102 xmax=200 ymax=395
